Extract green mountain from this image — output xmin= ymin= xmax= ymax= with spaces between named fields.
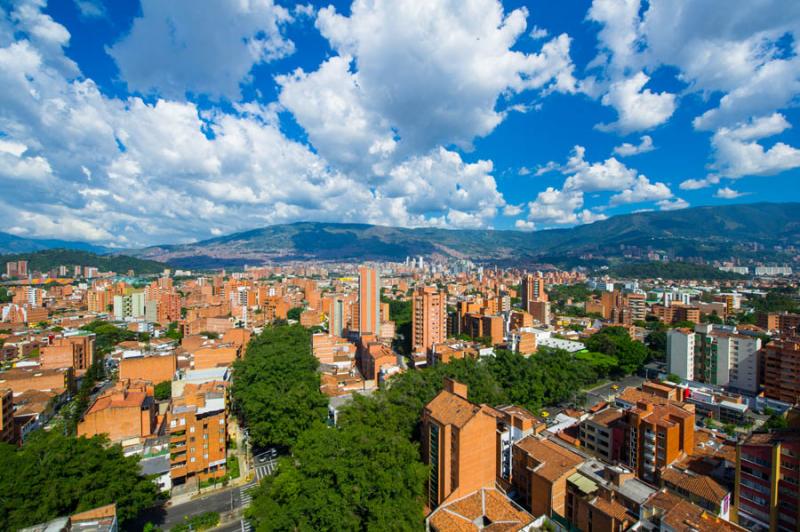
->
xmin=0 ymin=231 xmax=108 ymax=255
xmin=129 ymin=202 xmax=800 ymax=268
xmin=1 ymin=249 xmax=165 ymax=276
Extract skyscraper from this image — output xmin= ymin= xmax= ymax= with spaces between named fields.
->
xmin=358 ymin=266 xmax=380 ymax=336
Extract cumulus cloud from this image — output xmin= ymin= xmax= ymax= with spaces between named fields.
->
xmin=709 ymin=114 xmax=800 ymax=179
xmin=657 ymin=198 xmax=689 ymax=211
xmin=714 ymin=187 xmax=745 ymax=199
xmin=515 ymin=219 xmax=535 ymax=231
xmin=108 ymin=0 xmax=295 ymax=100
xmin=0 ymin=0 xmax=511 ymax=245
xmin=526 ymin=187 xmax=584 ymax=225
xmin=282 ymin=0 xmax=578 ymax=167
xmin=613 ymin=135 xmax=654 ymax=157
xmin=610 ymin=175 xmax=672 ymax=205
xmin=596 ymin=72 xmax=676 ymax=133
xmin=562 ymin=146 xmax=637 ymax=192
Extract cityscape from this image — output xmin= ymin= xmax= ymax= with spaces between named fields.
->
xmin=1 ymin=1 xmax=800 ymax=532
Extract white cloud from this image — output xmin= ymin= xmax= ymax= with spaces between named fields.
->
xmin=515 ymin=219 xmax=535 ymax=231
xmin=298 ymin=0 xmax=578 ymax=160
xmin=562 ymin=146 xmax=637 ymax=192
xmin=714 ymin=187 xmax=745 ymax=199
xmin=526 ymin=187 xmax=584 ymax=225
xmin=517 ymin=166 xmax=531 ymax=176
xmin=679 ymin=177 xmax=718 ymax=190
xmin=579 ymin=209 xmax=608 ymax=224
xmin=530 ymin=25 xmax=548 ymax=40
xmin=108 ymin=0 xmax=295 ymax=99
xmin=596 ymin=72 xmax=676 ymax=133
xmin=613 ymin=135 xmax=654 ymax=157
xmin=503 ymin=204 xmax=523 ymax=216
xmin=610 ymin=175 xmax=672 ymax=205
xmin=709 ymin=114 xmax=800 ymax=179
xmin=0 ymin=0 xmax=511 ymax=245
xmin=657 ymin=198 xmax=689 ymax=211
xmin=74 ymin=0 xmax=106 ymax=19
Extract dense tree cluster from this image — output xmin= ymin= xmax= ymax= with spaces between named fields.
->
xmin=0 ymin=431 xmax=159 ymax=530
xmin=585 ymin=326 xmax=649 ymax=375
xmin=244 ymin=325 xmax=624 ymax=530
xmin=0 ymin=249 xmax=165 ymax=275
xmin=80 ymin=320 xmax=138 ymax=355
xmin=231 ymin=325 xmax=328 ymax=449
xmin=605 ymin=261 xmax=745 ymax=280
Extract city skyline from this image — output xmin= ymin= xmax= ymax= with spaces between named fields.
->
xmin=1 ymin=0 xmax=799 ymax=247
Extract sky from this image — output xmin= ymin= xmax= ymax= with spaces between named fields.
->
xmin=0 ymin=0 xmax=799 ymax=247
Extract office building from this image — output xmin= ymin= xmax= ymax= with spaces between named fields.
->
xmin=521 ymin=273 xmax=547 ymax=314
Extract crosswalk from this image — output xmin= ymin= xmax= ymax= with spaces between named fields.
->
xmin=240 ymin=485 xmax=256 ymax=507
xmin=240 ymin=518 xmax=253 ymax=532
xmin=254 ymin=458 xmax=276 ymax=481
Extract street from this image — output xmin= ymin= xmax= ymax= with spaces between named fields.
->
xmin=253 ymin=450 xmax=278 ymax=482
xmin=583 ymin=375 xmax=646 ymax=408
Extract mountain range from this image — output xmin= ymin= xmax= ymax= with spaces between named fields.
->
xmin=2 ymin=203 xmax=797 ymax=269
xmin=126 ymin=202 xmax=800 ymax=268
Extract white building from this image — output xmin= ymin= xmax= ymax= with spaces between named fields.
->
xmin=666 ymin=328 xmax=695 ymax=381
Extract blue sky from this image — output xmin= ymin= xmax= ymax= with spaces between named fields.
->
xmin=0 ymin=0 xmax=799 ymax=246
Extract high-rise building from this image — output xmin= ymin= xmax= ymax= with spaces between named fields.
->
xmin=761 ymin=338 xmax=800 ymax=404
xmin=412 ymin=286 xmax=447 ymax=354
xmin=667 ymin=328 xmax=696 ymax=381
xmin=421 ymin=379 xmax=497 ymax=509
xmin=734 ymin=431 xmax=800 ymax=531
xmin=521 ymin=273 xmax=547 ymax=313
xmin=358 ymin=266 xmax=380 ymax=335
xmin=329 ymin=296 xmax=345 ymax=338
xmin=0 ymin=388 xmax=13 ymax=444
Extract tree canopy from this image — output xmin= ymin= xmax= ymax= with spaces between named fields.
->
xmin=231 ymin=324 xmax=328 ymax=449
xmin=585 ymin=326 xmax=649 ymax=375
xmin=0 ymin=431 xmax=159 ymax=530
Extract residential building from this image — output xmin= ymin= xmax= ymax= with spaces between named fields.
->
xmin=358 ymin=266 xmax=380 ymax=335
xmin=421 ymin=379 xmax=498 ymax=509
xmin=762 ymin=338 xmax=800 ymax=404
xmin=0 ymin=366 xmax=75 ymax=395
xmin=119 ymin=352 xmax=177 ymax=384
xmin=667 ymin=328 xmax=696 ymax=381
xmin=113 ymin=292 xmax=145 ymax=320
xmin=734 ymin=430 xmax=800 ymax=531
xmin=412 ymin=286 xmax=447 ymax=354
xmin=521 ymin=273 xmax=547 ymax=314
xmin=168 ymin=383 xmax=227 ymax=485
xmin=511 ymin=435 xmax=584 ymax=519
xmin=425 ymin=487 xmax=534 ymax=532
xmin=580 ymin=408 xmax=626 ymax=462
xmin=40 ymin=332 xmax=95 ymax=372
xmin=1 ymin=388 xmax=13 ymax=444
xmin=77 ymin=380 xmax=157 ymax=444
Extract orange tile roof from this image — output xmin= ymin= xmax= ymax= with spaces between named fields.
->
xmin=661 ymin=468 xmax=728 ymax=502
xmin=428 ymin=488 xmax=533 ymax=532
xmin=426 ymin=390 xmax=484 ymax=428
xmin=514 ymin=437 xmax=583 ymax=482
xmin=589 ymin=408 xmax=625 ymax=427
xmin=647 ymin=490 xmax=745 ymax=532
xmin=590 ymin=496 xmax=631 ymax=523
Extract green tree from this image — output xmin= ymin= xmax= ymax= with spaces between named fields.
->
xmin=0 ymin=287 xmax=10 ymax=303
xmin=585 ymin=326 xmax=649 ymax=375
xmin=154 ymin=381 xmax=171 ymax=401
xmin=665 ymin=373 xmax=681 ymax=384
xmin=0 ymin=432 xmax=159 ymax=530
xmin=286 ymin=307 xmax=303 ymax=321
xmin=231 ymin=325 xmax=327 ymax=449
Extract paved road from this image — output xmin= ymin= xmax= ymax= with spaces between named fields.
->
xmin=584 ymin=375 xmax=646 ymax=407
xmin=147 ymin=485 xmax=245 ymax=530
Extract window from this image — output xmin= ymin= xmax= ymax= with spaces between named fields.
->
xmin=190 ymin=457 xmax=196 ymax=463
xmin=190 ymin=426 xmax=195 ymax=433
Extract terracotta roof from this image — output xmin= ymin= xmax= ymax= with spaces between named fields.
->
xmin=661 ymin=468 xmax=728 ymax=502
xmin=86 ymin=390 xmax=146 ymax=415
xmin=588 ymin=408 xmax=625 ymax=427
xmin=428 ymin=488 xmax=533 ymax=532
xmin=646 ymin=490 xmax=745 ymax=532
xmin=426 ymin=390 xmax=484 ymax=428
xmin=514 ymin=436 xmax=583 ymax=482
xmin=590 ymin=496 xmax=631 ymax=523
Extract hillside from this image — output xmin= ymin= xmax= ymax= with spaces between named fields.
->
xmin=0 ymin=231 xmax=107 ymax=254
xmin=127 ymin=202 xmax=800 ymax=268
xmin=1 ymin=249 xmax=165 ymax=276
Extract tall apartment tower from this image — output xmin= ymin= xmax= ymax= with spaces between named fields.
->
xmin=762 ymin=338 xmax=800 ymax=404
xmin=521 ymin=273 xmax=547 ymax=313
xmin=358 ymin=266 xmax=380 ymax=336
xmin=412 ymin=286 xmax=447 ymax=354
xmin=666 ymin=328 xmax=696 ymax=381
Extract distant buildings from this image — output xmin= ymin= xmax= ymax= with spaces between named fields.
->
xmin=412 ymin=286 xmax=447 ymax=354
xmin=358 ymin=266 xmax=380 ymax=336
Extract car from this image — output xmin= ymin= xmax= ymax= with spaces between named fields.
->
xmin=610 ymin=384 xmax=620 ymax=391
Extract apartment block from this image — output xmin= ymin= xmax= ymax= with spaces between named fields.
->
xmin=625 ymin=399 xmax=695 ymax=482
xmin=1 ymin=388 xmax=13 ymax=444
xmin=0 ymin=366 xmax=75 ymax=395
xmin=762 ymin=338 xmax=800 ymax=404
xmin=78 ymin=380 xmax=157 ymax=443
xmin=40 ymin=332 xmax=95 ymax=372
xmin=734 ymin=431 xmax=800 ymax=531
xmin=667 ymin=328 xmax=696 ymax=381
xmin=119 ymin=352 xmax=176 ymax=384
xmin=168 ymin=383 xmax=227 ymax=484
xmin=511 ymin=435 xmax=584 ymax=519
xmin=421 ymin=379 xmax=498 ymax=509
xmin=358 ymin=266 xmax=380 ymax=336
xmin=412 ymin=286 xmax=447 ymax=354
xmin=580 ymin=408 xmax=626 ymax=462
xmin=757 ymin=312 xmax=800 ymax=335
xmin=521 ymin=273 xmax=547 ymax=312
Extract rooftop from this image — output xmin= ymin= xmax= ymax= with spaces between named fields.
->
xmin=427 ymin=487 xmax=533 ymax=532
